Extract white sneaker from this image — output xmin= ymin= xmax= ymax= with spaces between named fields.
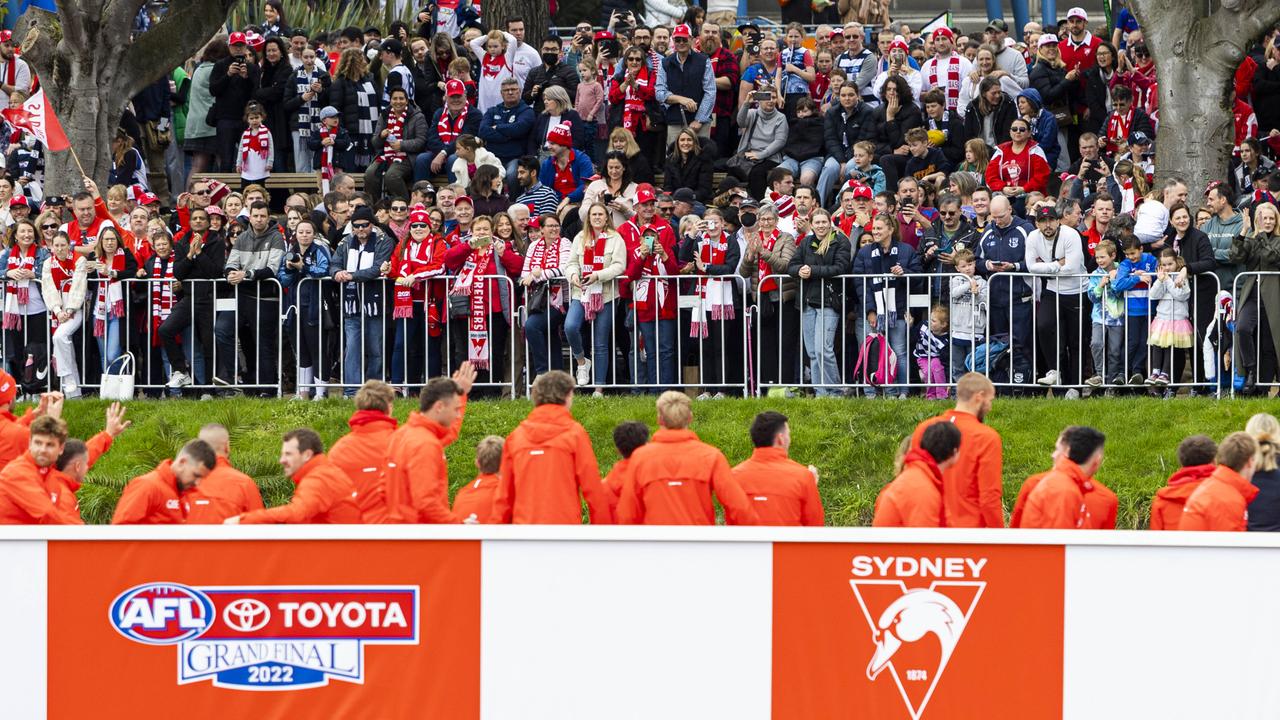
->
xmin=1036 ymin=370 xmax=1061 ymax=386
xmin=713 ymin=392 xmax=726 ymax=399
xmin=168 ymin=370 xmax=193 ymax=388
xmin=695 ymin=392 xmax=711 ymax=400
xmin=1084 ymin=375 xmax=1103 ymax=387
xmin=1064 ymin=389 xmax=1081 ymax=400
xmin=592 ymin=389 xmax=604 ymax=398
xmin=575 ymin=359 xmax=592 ymax=386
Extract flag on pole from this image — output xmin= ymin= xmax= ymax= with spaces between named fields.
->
xmin=2 ymin=89 xmax=69 ymax=151
xmin=919 ymin=11 xmax=953 ymax=36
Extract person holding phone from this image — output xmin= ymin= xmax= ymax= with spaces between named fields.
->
xmin=731 ymin=85 xmax=789 ymax=197
xmin=625 ymin=210 xmax=679 ymax=390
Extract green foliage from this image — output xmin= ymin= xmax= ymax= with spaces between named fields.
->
xmin=58 ymin=396 xmax=1274 ymax=528
xmin=226 ymin=0 xmax=421 ymax=37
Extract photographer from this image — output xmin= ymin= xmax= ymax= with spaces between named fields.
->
xmin=731 ymin=85 xmax=789 ymax=198
xmin=209 ymin=33 xmax=262 ymax=173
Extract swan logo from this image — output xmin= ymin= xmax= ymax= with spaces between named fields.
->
xmin=850 ymin=556 xmax=986 ymax=720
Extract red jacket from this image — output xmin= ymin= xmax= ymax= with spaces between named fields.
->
xmin=731 ymin=447 xmax=824 ymax=526
xmin=0 ymin=408 xmax=36 ymax=473
xmin=986 ymin=140 xmax=1051 ymax=194
xmin=1150 ymin=464 xmax=1216 ymax=530
xmin=624 ymin=226 xmax=680 ymax=322
xmin=603 ymin=457 xmax=632 ymax=516
xmin=385 ymin=398 xmax=467 ymax=523
xmin=112 ymin=460 xmax=186 ymax=524
xmin=442 ymin=241 xmax=523 ymax=316
xmin=1010 ymin=470 xmax=1117 ymax=529
xmin=1179 ymin=465 xmax=1258 ymax=532
xmin=616 ymin=428 xmax=756 ymax=525
xmin=910 ymin=410 xmax=1004 ymax=528
xmin=493 ymin=404 xmax=613 ymax=524
xmin=1019 ymin=458 xmax=1094 ymax=529
xmin=873 ymin=450 xmax=946 ymax=528
xmin=241 ymin=454 xmax=363 ymax=524
xmin=183 ymin=456 xmax=264 ymax=523
xmin=45 ymin=431 xmax=114 ymax=525
xmin=452 ymin=473 xmax=499 ymax=523
xmin=329 ymin=409 xmax=399 ymax=523
xmin=0 ymin=452 xmax=76 ymax=524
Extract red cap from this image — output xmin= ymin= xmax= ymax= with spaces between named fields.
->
xmin=409 ymin=204 xmax=431 ymax=224
xmin=528 ymin=216 xmax=541 ymax=230
xmin=931 ymin=27 xmax=955 ymax=41
xmin=546 ymin=121 xmax=574 ymax=148
xmin=635 ymin=183 xmax=656 ymax=205
xmin=831 ymin=27 xmax=844 ymax=36
xmin=846 ymin=181 xmax=873 ymax=200
xmin=0 ymin=31 xmax=13 ymax=45
xmin=593 ymin=30 xmax=614 ymax=42
xmin=446 ymin=78 xmax=466 ymax=96
xmin=454 ymin=195 xmax=474 ymax=208
xmin=205 ymin=204 xmax=226 ymax=217
xmin=245 ymin=31 xmax=266 ymax=51
xmin=8 ymin=195 xmax=26 ymax=207
xmin=671 ymin=24 xmax=692 ymax=39
xmin=139 ymin=192 xmax=160 ymax=206
xmin=0 ymin=369 xmax=16 ymax=406
xmin=228 ymin=31 xmax=248 ymax=45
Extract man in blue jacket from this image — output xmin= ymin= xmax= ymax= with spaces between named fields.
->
xmin=975 ymin=194 xmax=1035 ymax=386
xmin=478 ymin=77 xmax=535 ymax=180
xmin=539 ymin=122 xmax=593 ymax=217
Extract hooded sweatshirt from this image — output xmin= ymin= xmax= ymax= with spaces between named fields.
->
xmin=385 ymin=400 xmax=467 ymax=524
xmin=1180 ymin=464 xmax=1258 ymax=531
xmin=0 ymin=452 xmax=75 ymax=524
xmin=329 ymin=409 xmax=400 ymax=523
xmin=1019 ymin=457 xmax=1095 ymax=529
xmin=183 ymin=455 xmax=265 ymax=524
xmin=1016 ymin=88 xmax=1062 ymax=170
xmin=226 ymin=222 xmax=286 ymax=295
xmin=731 ymin=447 xmax=825 ymax=526
xmin=493 ymin=404 xmax=613 ymax=524
xmin=1011 ymin=468 xmax=1117 ymax=529
xmin=241 ymin=453 xmax=363 ymax=524
xmin=872 ymin=450 xmax=947 ymax=527
xmin=1150 ymin=464 xmax=1215 ymax=530
xmin=453 ymin=473 xmax=499 ymax=523
xmin=616 ymin=428 xmax=757 ymax=525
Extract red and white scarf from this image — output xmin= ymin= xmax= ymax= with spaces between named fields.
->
xmin=631 ymin=239 xmax=669 ymax=317
xmin=1105 ymin=108 xmax=1134 ymax=154
xmin=437 ymin=107 xmax=469 ymax=144
xmin=48 ymin=254 xmax=77 ymax=331
xmin=240 ymin=124 xmax=271 ymax=169
xmin=691 ymin=232 xmax=735 ymax=339
xmin=93 ymin=252 xmax=126 ymax=337
xmin=2 ymin=59 xmax=14 ymax=90
xmin=318 ymin=124 xmax=336 ymax=192
xmin=809 ymin=71 xmax=830 ymax=103
xmin=380 ymin=110 xmax=407 ymax=163
xmin=926 ymin=55 xmax=963 ymax=111
xmin=2 ymin=243 xmax=37 ymax=330
xmin=527 ymin=238 xmax=565 ymax=312
xmin=580 ymin=233 xmax=609 ymax=320
xmin=758 ymin=229 xmax=781 ymax=294
xmin=149 ymin=252 xmax=176 ymax=347
xmin=450 ymin=247 xmax=491 ymax=370
xmin=619 ymin=68 xmax=651 ymax=133
xmin=391 ymin=236 xmax=443 ymax=318
xmin=481 ymin=52 xmax=509 ymax=80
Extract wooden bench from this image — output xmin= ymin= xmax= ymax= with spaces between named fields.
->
xmin=201 ymin=172 xmax=365 ymax=196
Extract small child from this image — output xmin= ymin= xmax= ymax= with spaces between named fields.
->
xmin=236 ymin=101 xmax=273 ymax=186
xmin=903 ymin=127 xmax=951 ymax=188
xmin=450 ymin=134 xmax=504 ymax=190
xmin=307 ymin=106 xmax=354 ymax=185
xmin=1146 ymin=248 xmax=1193 ymax=387
xmin=947 ymin=249 xmax=987 ymax=381
xmin=452 ymin=435 xmax=503 ymax=523
xmin=1110 ymin=235 xmax=1158 ymax=384
xmin=913 ymin=304 xmax=950 ymax=399
xmin=447 ymin=57 xmax=479 ymax=107
xmin=603 ymin=421 xmax=650 ymax=514
xmin=849 ymin=140 xmax=887 ymax=195
xmin=1085 ymin=240 xmax=1126 ymax=387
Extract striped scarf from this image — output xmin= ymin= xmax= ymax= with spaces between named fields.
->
xmin=93 ymin=252 xmax=126 ymax=337
xmin=2 ymin=243 xmax=36 ymax=330
xmin=48 ymin=254 xmax=77 ymax=331
xmin=318 ymin=124 xmax=336 ymax=192
xmin=239 ymin=124 xmax=271 ymax=169
xmin=691 ymin=232 xmax=734 ymax=338
xmin=354 ymin=79 xmax=379 ymax=138
xmin=149 ymin=252 xmax=176 ymax=347
xmin=293 ymin=66 xmax=326 ymax=136
xmin=449 ymin=247 xmax=491 ymax=370
xmin=379 ymin=110 xmax=407 ymax=164
xmin=925 ymin=55 xmax=963 ymax=111
xmin=437 ymin=107 xmax=470 ymax=145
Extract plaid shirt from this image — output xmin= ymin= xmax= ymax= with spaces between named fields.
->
xmin=708 ymin=47 xmax=739 ymax=119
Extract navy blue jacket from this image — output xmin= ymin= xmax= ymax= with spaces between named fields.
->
xmin=1249 ymin=468 xmax=1280 ymax=531
xmin=976 ymin=217 xmax=1034 ymax=303
xmin=852 ymin=240 xmax=922 ymax=317
xmin=478 ymin=100 xmax=535 ymax=162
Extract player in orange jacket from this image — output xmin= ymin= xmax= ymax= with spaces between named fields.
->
xmin=615 ymin=391 xmax=756 ymax=525
xmin=1010 ymin=429 xmax=1119 ymax=529
xmin=603 ymin=421 xmax=649 ymax=515
xmin=0 ymin=369 xmax=61 ymax=471
xmin=1180 ymin=432 xmax=1259 ymax=532
xmin=1020 ymin=426 xmax=1107 ymax=529
xmin=112 ymin=440 xmax=216 ymax=524
xmin=328 ymin=380 xmax=399 ymax=522
xmin=0 ymin=416 xmax=78 ymax=524
xmin=873 ymin=421 xmax=962 ymax=527
xmin=231 ymin=429 xmax=363 ymax=524
xmin=493 ymin=371 xmax=614 ymax=524
xmin=46 ymin=402 xmax=132 ymax=523
xmin=731 ymin=411 xmax=825 ymax=526
xmin=183 ymin=423 xmax=265 ymax=523
xmin=452 ymin=435 xmax=503 ymax=523
xmin=1149 ymin=435 xmax=1218 ymax=530
xmin=385 ymin=363 xmax=475 ymax=523
xmin=910 ymin=373 xmax=1004 ymax=528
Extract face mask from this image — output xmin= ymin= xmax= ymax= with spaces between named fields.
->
xmin=542 ymin=52 xmax=559 ymax=66
xmin=740 ymin=212 xmax=758 ymax=228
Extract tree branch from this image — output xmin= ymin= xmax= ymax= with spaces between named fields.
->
xmin=15 ymin=11 xmax=61 ymax=77
xmin=116 ymin=0 xmax=233 ymax=98
xmin=1202 ymin=0 xmax=1280 ymax=69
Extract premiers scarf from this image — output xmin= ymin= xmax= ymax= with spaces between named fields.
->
xmin=1105 ymin=107 xmax=1134 ymax=155
xmin=379 ymin=110 xmax=407 ymax=164
xmin=93 ymin=252 xmax=126 ymax=337
xmin=239 ymin=124 xmax=271 ymax=169
xmin=318 ymin=124 xmax=336 ymax=192
xmin=149 ymin=253 xmax=176 ymax=347
xmin=618 ymin=68 xmax=652 ymax=133
xmin=437 ymin=107 xmax=470 ymax=145
xmin=2 ymin=244 xmax=37 ymax=330
xmin=449 ymin=246 xmax=493 ymax=370
xmin=527 ymin=238 xmax=565 ymax=312
xmin=925 ymin=55 xmax=963 ymax=111
xmin=580 ymin=233 xmax=609 ymax=320
xmin=691 ymin=232 xmax=735 ymax=339
xmin=758 ymin=229 xmax=781 ymax=294
xmin=48 ymin=254 xmax=77 ymax=331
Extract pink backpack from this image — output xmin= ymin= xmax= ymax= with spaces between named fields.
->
xmin=853 ymin=332 xmax=898 ymax=387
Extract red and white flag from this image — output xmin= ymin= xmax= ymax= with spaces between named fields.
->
xmin=2 ymin=88 xmax=69 ymax=151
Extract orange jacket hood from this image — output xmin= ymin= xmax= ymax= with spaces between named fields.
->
xmin=1167 ymin=464 xmax=1216 ymax=488
xmin=348 ymin=409 xmax=398 ymax=431
xmin=406 ymin=410 xmax=454 ymax=441
xmin=1209 ymin=464 xmax=1259 ymax=504
xmin=519 ymin=404 xmax=579 ymax=443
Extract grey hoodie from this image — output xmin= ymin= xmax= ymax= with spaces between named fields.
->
xmin=735 ymin=104 xmax=789 ymax=164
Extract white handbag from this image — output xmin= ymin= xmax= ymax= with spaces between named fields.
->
xmin=100 ymin=353 xmax=135 ymax=401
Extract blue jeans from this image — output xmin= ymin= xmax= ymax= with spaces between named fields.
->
xmin=96 ymin=317 xmax=123 ymax=373
xmin=856 ymin=312 xmax=909 ymax=397
xmin=214 ymin=309 xmax=235 ymax=382
xmin=801 ymin=306 xmax=841 ymax=396
xmin=565 ymin=299 xmax=613 ymax=384
xmin=817 ymin=157 xmax=858 ymax=208
xmin=343 ymin=314 xmax=384 ymax=394
xmin=412 ymin=151 xmax=457 ymax=183
xmin=524 ymin=307 xmax=566 ymax=378
xmin=778 ymin=156 xmax=824 ymax=184
xmin=638 ymin=317 xmax=678 ymax=392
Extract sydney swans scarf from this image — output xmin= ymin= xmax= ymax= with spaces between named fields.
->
xmin=2 ymin=243 xmax=37 ymax=329
xmin=691 ymin=232 xmax=735 ymax=338
xmin=450 ymin=247 xmax=492 ymax=370
xmin=93 ymin=252 xmax=126 ymax=337
xmin=149 ymin=253 xmax=176 ymax=346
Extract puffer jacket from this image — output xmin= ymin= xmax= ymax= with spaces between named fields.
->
xmin=789 ymin=230 xmax=852 ymax=309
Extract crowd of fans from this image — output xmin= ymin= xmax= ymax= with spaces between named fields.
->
xmin=0 ymin=6 xmax=1276 ymax=398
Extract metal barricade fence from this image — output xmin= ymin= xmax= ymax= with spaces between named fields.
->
xmin=520 ymin=275 xmax=752 ymax=397
xmin=1231 ymin=271 xmax=1280 ymax=396
xmin=292 ymin=275 xmax=519 ymax=398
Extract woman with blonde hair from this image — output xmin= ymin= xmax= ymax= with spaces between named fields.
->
xmin=1247 ymin=413 xmax=1280 ymax=530
xmin=564 ymin=202 xmax=627 ymax=393
xmin=607 ymin=126 xmax=655 ymax=186
xmin=329 ymin=47 xmax=379 ymax=167
xmin=528 ymin=85 xmax=585 ymax=159
xmin=1229 ymin=202 xmax=1280 ymax=394
xmin=34 ymin=209 xmax=62 ymax=248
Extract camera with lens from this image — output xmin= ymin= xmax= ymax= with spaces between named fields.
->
xmin=745 ymin=31 xmax=762 ymax=57
xmin=286 ymin=251 xmax=301 ymax=265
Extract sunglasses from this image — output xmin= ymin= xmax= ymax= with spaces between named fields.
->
xmin=352 ymin=221 xmax=371 ymax=229
xmin=1010 ymin=126 xmax=1029 ymax=132
xmin=938 ymin=210 xmax=959 ymax=217
xmin=193 ymin=189 xmax=212 ymax=196
xmin=391 ymin=205 xmax=408 ymax=211
xmin=626 ymin=57 xmax=643 ymax=62
xmin=40 ymin=223 xmax=58 ymax=229
xmin=410 ymin=222 xmax=429 ymax=229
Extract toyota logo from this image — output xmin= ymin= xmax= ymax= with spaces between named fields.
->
xmin=222 ymin=598 xmax=271 ymax=632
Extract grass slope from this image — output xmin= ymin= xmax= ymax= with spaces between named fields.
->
xmin=55 ymin=396 xmax=1275 ymax=528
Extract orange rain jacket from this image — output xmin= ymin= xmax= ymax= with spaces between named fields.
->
xmin=385 ymin=397 xmax=466 ymax=524
xmin=731 ymin=447 xmax=824 ymax=526
xmin=1179 ymin=465 xmax=1258 ymax=532
xmin=1018 ymin=458 xmax=1095 ymax=529
xmin=493 ymin=404 xmax=614 ymax=524
xmin=910 ymin=409 xmax=1004 ymax=528
xmin=1149 ymin=464 xmax=1216 ymax=530
xmin=615 ymin=428 xmax=756 ymax=525
xmin=183 ymin=456 xmax=265 ymax=524
xmin=329 ymin=409 xmax=399 ymax=523
xmin=603 ymin=457 xmax=632 ymax=516
xmin=45 ymin=431 xmax=114 ymax=524
xmin=0 ymin=452 xmax=76 ymax=524
xmin=111 ymin=460 xmax=187 ymax=524
xmin=240 ymin=453 xmax=363 ymax=524
xmin=1011 ymin=471 xmax=1118 ymax=529
xmin=452 ymin=474 xmax=499 ymax=523
xmin=0 ymin=408 xmax=37 ymax=471
xmin=873 ymin=450 xmax=948 ymax=527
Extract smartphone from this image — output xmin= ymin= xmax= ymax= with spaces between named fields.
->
xmin=752 ymin=91 xmax=771 ymax=102
xmin=643 ymin=234 xmax=656 ymax=251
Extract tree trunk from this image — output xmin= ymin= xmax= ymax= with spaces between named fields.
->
xmin=17 ymin=0 xmax=237 ymax=197
xmin=1130 ymin=0 xmax=1280 ymax=201
xmin=483 ymin=0 xmax=550 ymax=48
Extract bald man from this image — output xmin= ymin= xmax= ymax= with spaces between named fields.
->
xmin=182 ymin=423 xmax=265 ymax=523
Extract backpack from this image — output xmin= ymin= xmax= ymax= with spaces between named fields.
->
xmin=964 ymin=339 xmax=1010 ymax=376
xmin=20 ymin=343 xmax=48 ymax=396
xmin=853 ymin=331 xmax=898 ymax=386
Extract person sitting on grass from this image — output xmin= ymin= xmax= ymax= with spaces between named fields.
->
xmin=1149 ymin=434 xmax=1217 ymax=530
xmin=1179 ymin=432 xmax=1259 ymax=532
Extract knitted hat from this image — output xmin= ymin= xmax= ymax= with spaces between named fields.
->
xmin=409 ymin=204 xmax=431 ymax=225
xmin=931 ymin=27 xmax=954 ymax=41
xmin=547 ymin=121 xmax=574 ymax=148
xmin=889 ymin=36 xmax=910 ymax=53
xmin=206 ymin=179 xmax=231 ymax=205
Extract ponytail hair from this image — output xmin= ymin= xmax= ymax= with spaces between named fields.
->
xmin=1247 ymin=413 xmax=1280 ymax=472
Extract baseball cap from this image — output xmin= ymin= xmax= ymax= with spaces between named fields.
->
xmin=319 ymin=106 xmax=339 ymax=119
xmin=672 ymin=187 xmax=697 ymax=203
xmin=986 ymin=18 xmax=1009 ymax=33
xmin=635 ymin=183 xmax=657 ymax=205
xmin=205 ymin=204 xmax=226 ymax=217
xmin=1035 ymin=204 xmax=1060 ymax=221
xmin=8 ymin=195 xmax=26 ymax=207
xmin=671 ymin=24 xmax=691 ymax=39
xmin=454 ymin=195 xmax=474 ymax=208
xmin=228 ymin=31 xmax=248 ymax=45
xmin=831 ymin=27 xmax=844 ymax=36
xmin=850 ymin=183 xmax=873 ymax=200
xmin=1128 ymin=131 xmax=1152 ymax=146
xmin=593 ymin=30 xmax=614 ymax=42
xmin=445 ymin=78 xmax=466 ymax=96
xmin=1067 ymin=7 xmax=1088 ymax=21
xmin=137 ymin=191 xmax=160 ymax=206
xmin=0 ymin=369 xmax=16 ymax=405
xmin=379 ymin=38 xmax=404 ymax=55
xmin=1038 ymin=34 xmax=1059 ymax=47
xmin=0 ymin=30 xmax=13 ymax=44
xmin=738 ymin=198 xmax=760 ymax=210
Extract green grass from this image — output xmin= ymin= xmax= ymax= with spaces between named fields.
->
xmin=51 ymin=396 xmax=1276 ymax=528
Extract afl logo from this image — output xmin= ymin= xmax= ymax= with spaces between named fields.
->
xmin=109 ymin=583 xmax=214 ymax=646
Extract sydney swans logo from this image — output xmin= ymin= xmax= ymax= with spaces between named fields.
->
xmin=849 ymin=555 xmax=986 ymax=720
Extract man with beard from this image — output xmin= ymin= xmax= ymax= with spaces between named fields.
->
xmin=909 ymin=372 xmax=1004 ymax=527
xmin=700 ymin=23 xmax=739 ymax=159
xmin=0 ymin=31 xmax=31 ymax=105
